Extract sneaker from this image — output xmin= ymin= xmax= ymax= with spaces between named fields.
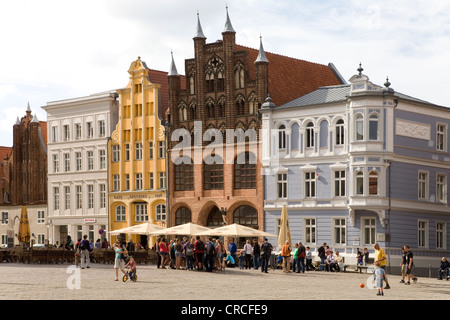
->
xmin=413 ymin=277 xmax=418 ymax=283
xmin=399 ymin=280 xmax=405 ymax=284
xmin=384 ymin=284 xmax=391 ymax=289
xmin=405 ymin=281 xmax=410 ymax=285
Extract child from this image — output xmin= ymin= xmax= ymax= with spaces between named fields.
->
xmin=238 ymin=250 xmax=245 ymax=270
xmin=125 ymin=256 xmax=137 ymax=281
xmin=373 ymin=262 xmax=385 ymax=296
xmin=305 ymin=246 xmax=314 ymax=271
xmin=224 ymin=251 xmax=235 ymax=269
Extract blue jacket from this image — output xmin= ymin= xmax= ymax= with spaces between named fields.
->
xmin=229 ymin=242 xmax=237 ymax=254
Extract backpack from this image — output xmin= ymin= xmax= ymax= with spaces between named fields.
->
xmin=79 ymin=242 xmax=87 ymax=251
xmin=186 ymin=245 xmax=194 ymax=256
xmin=206 ymin=241 xmax=215 ymax=256
xmin=196 ymin=240 xmax=205 ymax=251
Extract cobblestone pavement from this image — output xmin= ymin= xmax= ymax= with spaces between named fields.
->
xmin=0 ymin=263 xmax=449 ymax=300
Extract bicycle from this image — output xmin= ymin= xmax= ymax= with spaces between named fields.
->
xmin=122 ymin=268 xmax=137 ymax=282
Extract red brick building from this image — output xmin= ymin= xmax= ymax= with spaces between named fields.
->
xmin=167 ymin=10 xmax=344 ymax=243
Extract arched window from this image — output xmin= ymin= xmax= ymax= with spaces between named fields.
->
xmin=115 ymin=205 xmax=126 ymax=222
xmin=369 ymin=170 xmax=378 ymax=195
xmin=356 ymin=171 xmax=364 ymax=195
xmin=189 ymin=103 xmax=196 ymax=120
xmin=336 ymin=119 xmax=345 ymax=145
xmin=233 ymin=205 xmax=258 ymax=228
xmin=278 ymin=125 xmax=286 ymax=149
xmin=356 ymin=114 xmax=364 ymax=141
xmin=235 ymin=97 xmax=245 ymax=116
xmin=175 ymin=207 xmax=191 ymax=225
xmin=217 ymin=97 xmax=225 ymax=118
xmin=369 ymin=114 xmax=379 ymax=140
xmin=204 ymin=156 xmax=224 ymax=190
xmin=189 ymin=75 xmax=195 ymax=95
xmin=206 ymin=100 xmax=215 ymax=119
xmin=175 ymin=160 xmax=194 ymax=191
xmin=234 ymin=153 xmax=256 ymax=189
xmin=207 ymin=207 xmax=223 ymax=227
xmin=306 ymin=122 xmax=314 ymax=148
xmin=206 ymin=71 xmax=214 ymax=92
xmin=235 ymin=64 xmax=245 ymax=89
xmin=217 ymin=71 xmax=224 ymax=91
xmin=178 ymin=106 xmax=187 ymax=122
xmin=155 ymin=204 xmax=166 ymax=221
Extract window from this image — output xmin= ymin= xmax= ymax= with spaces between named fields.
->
xmin=362 ymin=218 xmax=376 ymax=245
xmin=333 ymin=218 xmax=346 ymax=245
xmin=116 ymin=205 xmax=126 ymax=222
xmin=63 ymin=125 xmax=70 ymax=141
xmin=52 ymin=126 xmax=58 ymax=142
xmin=235 ymin=98 xmax=245 ymax=116
xmin=206 ymin=71 xmax=214 ymax=92
xmin=418 ymin=171 xmax=428 ymax=200
xmin=356 ymin=171 xmax=364 ymax=195
xmin=76 ymin=185 xmax=82 ymax=209
xmin=53 ymin=187 xmax=60 ymax=210
xmin=175 ymin=207 xmax=191 ymax=225
xmin=175 ymin=162 xmax=194 ymax=191
xmin=234 ymin=153 xmax=256 ymax=189
xmin=304 ymin=218 xmax=316 ymax=244
xmin=86 ymin=122 xmax=93 ymax=139
xmin=149 ymin=173 xmax=154 ymax=190
xmin=159 ymin=172 xmax=166 ymax=189
xmin=436 ymin=222 xmax=446 ymax=249
xmin=125 ymin=144 xmax=130 ymax=161
xmin=355 ymin=114 xmax=364 ymax=141
xmin=148 ymin=142 xmax=154 ymax=159
xmin=76 ymin=152 xmax=82 ymax=171
xmin=64 ymin=186 xmax=70 ymax=209
xmin=278 ymin=125 xmax=286 ymax=150
xmin=369 ymin=171 xmax=378 ymax=195
xmin=87 ymin=185 xmax=94 ymax=209
xmin=75 ymin=123 xmax=81 ymax=140
xmin=135 ymin=203 xmax=148 ymax=222
xmin=37 ymin=211 xmax=45 ymax=224
xmin=64 ymin=153 xmax=70 ymax=172
xmin=418 ymin=220 xmax=428 ymax=248
xmin=304 ymin=171 xmax=316 ymax=198
xmin=207 ymin=207 xmax=223 ymax=227
xmin=87 ymin=151 xmax=94 ymax=170
xmin=98 ymin=120 xmax=105 ymax=137
xmin=156 ymin=204 xmax=166 ymax=221
xmin=335 ymin=119 xmax=345 ymax=146
xmin=135 ymin=142 xmax=142 ymax=160
xmin=158 ymin=141 xmax=165 ymax=159
xmin=437 ymin=174 xmax=447 ymax=203
xmin=369 ymin=114 xmax=379 ymax=140
xmin=99 ymin=150 xmax=106 ymax=169
xmin=334 ymin=170 xmax=346 ymax=197
xmin=135 ymin=173 xmax=143 ymax=190
xmin=277 ymin=173 xmax=287 ymax=199
xmin=1 ymin=212 xmax=8 ymax=225
xmin=233 ymin=205 xmax=258 ymax=228
xmin=113 ymin=175 xmax=120 ymax=191
xmin=204 ymin=157 xmax=224 ymax=190
xmin=306 ymin=122 xmax=314 ymax=148
xmin=53 ymin=154 xmax=59 ymax=173
xmin=235 ymin=64 xmax=245 ymax=89
xmin=124 ymin=174 xmax=130 ymax=191
xmin=189 ymin=76 xmax=195 ymax=95
xmin=437 ymin=124 xmax=446 ymax=151
xmin=206 ymin=101 xmax=215 ymax=119
xmin=112 ymin=145 xmax=120 ymax=162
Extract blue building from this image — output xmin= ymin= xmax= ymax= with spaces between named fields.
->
xmin=261 ymin=66 xmax=450 ymax=274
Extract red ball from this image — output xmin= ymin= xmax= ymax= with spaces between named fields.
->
xmin=360 ymin=283 xmax=365 ymax=288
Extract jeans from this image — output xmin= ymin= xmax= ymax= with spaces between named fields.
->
xmin=253 ymin=254 xmax=261 ymax=270
xmin=438 ymin=268 xmax=450 ymax=279
xmin=205 ymin=254 xmax=214 ymax=271
xmin=298 ymin=257 xmax=305 ymax=273
xmin=319 ymin=256 xmax=326 ymax=271
xmin=186 ymin=255 xmax=194 ymax=270
xmin=261 ymin=256 xmax=270 ymax=272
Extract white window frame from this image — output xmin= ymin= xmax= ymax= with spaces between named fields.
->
xmin=135 ymin=142 xmax=143 ymax=160
xmin=112 ymin=145 xmax=120 ymax=162
xmin=436 ymin=173 xmax=447 ymax=203
xmin=156 ymin=204 xmax=166 ymax=221
xmin=113 ymin=175 xmax=120 ymax=191
xmin=135 ymin=173 xmax=143 ymax=190
xmin=159 ymin=172 xmax=166 ymax=189
xmin=53 ymin=154 xmax=59 ymax=173
xmin=158 ymin=141 xmax=165 ymax=159
xmin=355 ymin=171 xmax=364 ymax=195
xmin=135 ymin=203 xmax=148 ymax=222
xmin=418 ymin=219 xmax=428 ymax=248
xmin=116 ymin=205 xmax=126 ymax=222
xmin=333 ymin=169 xmax=346 ymax=197
xmin=53 ymin=187 xmax=60 ymax=210
xmin=64 ymin=153 xmax=70 ymax=172
xmin=436 ymin=222 xmax=446 ymax=250
xmin=305 ymin=122 xmax=314 ymax=148
xmin=362 ymin=217 xmax=376 ymax=246
xmin=418 ymin=171 xmax=429 ymax=201
xmin=37 ymin=210 xmax=45 ymax=224
xmin=75 ymin=152 xmax=82 ymax=171
xmin=436 ymin=123 xmax=447 ymax=152
xmin=64 ymin=186 xmax=70 ymax=210
xmin=304 ymin=171 xmax=316 ymax=198
xmin=98 ymin=120 xmax=105 ymax=138
xmin=99 ymin=184 xmax=106 ymax=209
xmin=335 ymin=119 xmax=345 ymax=146
xmin=277 ymin=173 xmax=288 ymax=199
xmin=87 ymin=151 xmax=94 ymax=170
xmin=76 ymin=185 xmax=82 ymax=209
xmin=87 ymin=184 xmax=94 ymax=209
xmin=333 ymin=217 xmax=346 ymax=245
xmin=303 ymin=217 xmax=316 ymax=244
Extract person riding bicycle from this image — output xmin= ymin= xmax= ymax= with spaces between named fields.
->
xmin=125 ymin=256 xmax=137 ymax=280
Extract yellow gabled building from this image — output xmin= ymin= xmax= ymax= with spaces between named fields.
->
xmin=108 ymin=57 xmax=169 ymax=248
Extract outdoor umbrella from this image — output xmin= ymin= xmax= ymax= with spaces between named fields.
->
xmin=277 ymin=204 xmax=292 ymax=251
xmin=149 ymin=222 xmax=212 ymax=236
xmin=18 ymin=205 xmax=31 ymax=245
xmin=110 ymin=223 xmax=166 ymax=235
xmin=194 ymin=223 xmax=277 ymax=238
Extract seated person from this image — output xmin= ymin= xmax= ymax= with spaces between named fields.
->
xmin=334 ymin=251 xmax=344 ymax=271
xmin=438 ymin=257 xmax=450 ymax=280
xmin=225 ymin=251 xmax=235 ymax=268
xmin=326 ymin=251 xmax=339 ymax=272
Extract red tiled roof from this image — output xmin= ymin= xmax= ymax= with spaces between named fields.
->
xmin=236 ymin=45 xmax=344 ymax=106
xmin=148 ymin=69 xmax=186 ymax=121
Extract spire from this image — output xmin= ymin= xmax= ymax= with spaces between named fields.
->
xmin=26 ymin=102 xmax=31 ymax=113
xmin=168 ymin=51 xmax=179 ymax=76
xmin=194 ymin=12 xmax=206 ymax=39
xmin=223 ymin=6 xmax=235 ymax=33
xmin=255 ymin=35 xmax=269 ymax=63
xmin=15 ymin=116 xmax=20 ymax=125
xmin=32 ymin=114 xmax=39 ymax=123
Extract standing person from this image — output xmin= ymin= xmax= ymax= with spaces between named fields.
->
xmin=158 ymin=237 xmax=169 ymax=269
xmin=373 ymin=262 xmax=386 ymax=296
xmin=252 ymin=238 xmax=261 ymax=270
xmin=215 ymin=239 xmax=223 ymax=272
xmin=305 ymin=246 xmax=314 ymax=271
xmin=373 ymin=243 xmax=390 ymax=289
xmin=243 ymin=240 xmax=253 ymax=270
xmin=298 ymin=242 xmax=306 ymax=273
xmin=205 ymin=237 xmax=215 ymax=272
xmin=260 ymin=238 xmax=273 ymax=273
xmin=403 ymin=245 xmax=418 ymax=284
xmin=155 ymin=237 xmax=162 ymax=269
xmin=363 ymin=248 xmax=369 ymax=265
xmin=175 ymin=238 xmax=183 ymax=270
xmin=79 ymin=235 xmax=91 ymax=269
xmin=113 ymin=239 xmax=128 ymax=281
xmin=194 ymin=236 xmax=205 ymax=271
xmin=399 ymin=247 xmax=407 ymax=283
xmin=281 ymin=241 xmax=292 ymax=273
xmin=184 ymin=238 xmax=195 ymax=271
xmin=228 ymin=238 xmax=237 ymax=262
xmin=318 ymin=243 xmax=327 ymax=271
xmin=292 ymin=243 xmax=300 ymax=273
xmin=74 ymin=238 xmax=81 ymax=267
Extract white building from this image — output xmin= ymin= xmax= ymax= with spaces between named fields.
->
xmin=42 ymin=92 xmax=119 ymax=246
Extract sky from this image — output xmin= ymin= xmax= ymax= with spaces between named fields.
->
xmin=0 ymin=0 xmax=450 ymax=147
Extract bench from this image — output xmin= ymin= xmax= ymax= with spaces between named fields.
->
xmin=344 ymin=258 xmax=374 ymax=273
